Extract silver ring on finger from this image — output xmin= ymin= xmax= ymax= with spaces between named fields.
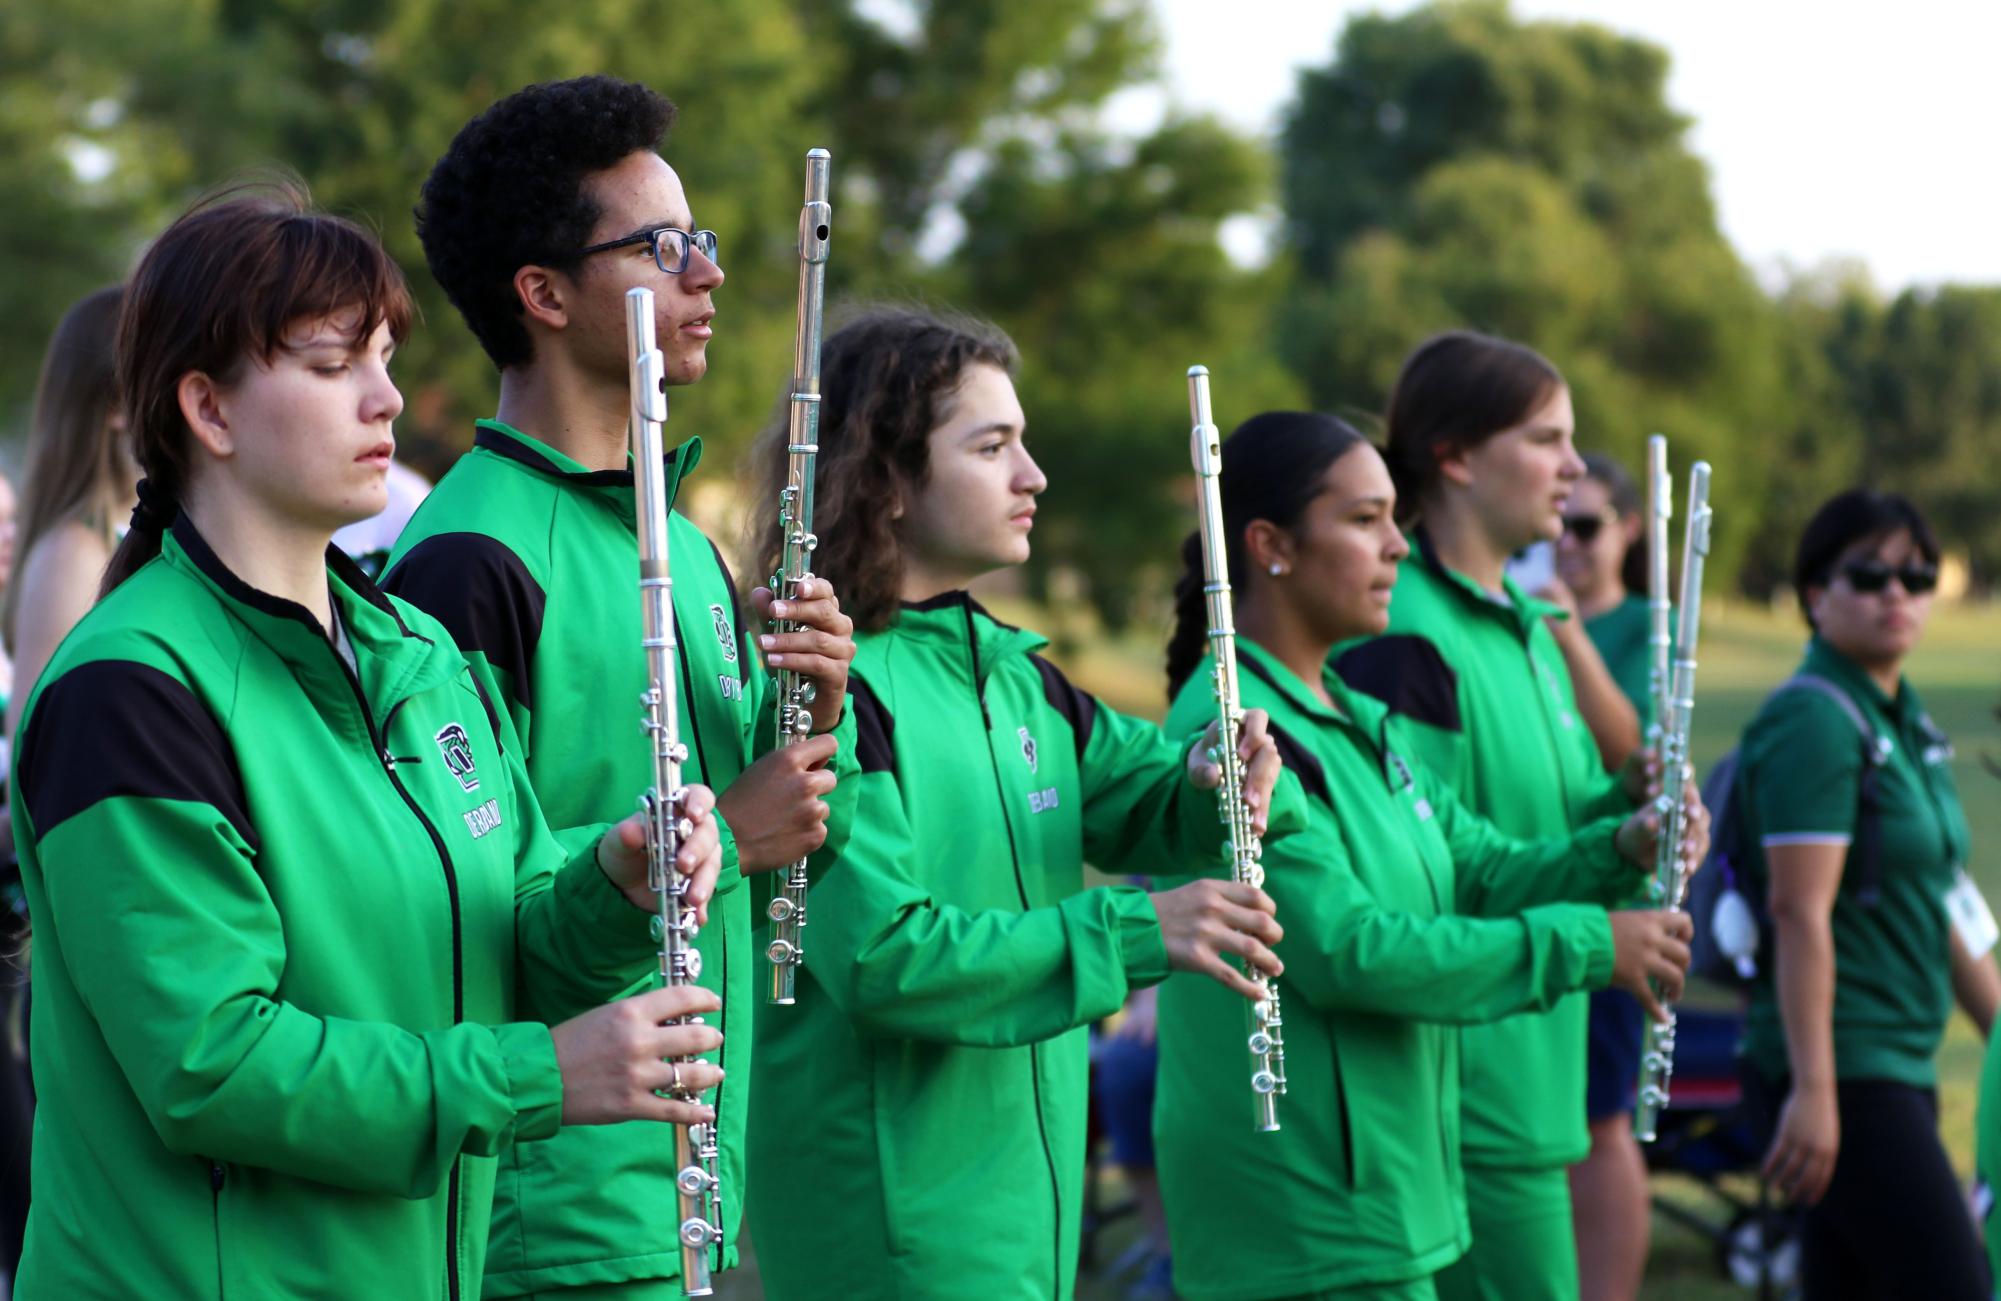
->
xmin=668 ymin=1061 xmax=685 ymax=1097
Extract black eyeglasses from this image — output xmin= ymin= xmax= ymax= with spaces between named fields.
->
xmin=1841 ymin=558 xmax=1939 ymax=595
xmin=1560 ymin=513 xmax=1608 ymax=544
xmin=574 ymin=226 xmax=720 ymax=275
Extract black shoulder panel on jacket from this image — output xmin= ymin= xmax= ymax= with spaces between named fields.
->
xmin=1334 ymin=635 xmax=1461 ymax=733
xmin=18 ymin=659 xmax=258 ymax=850
xmin=1265 ymin=720 xmax=1331 ymax=807
xmin=1028 ymin=654 xmax=1100 ymax=761
xmin=467 ymin=673 xmax=504 ymax=752
xmin=849 ymin=676 xmax=896 ymax=775
xmin=383 ymin=533 xmax=546 ymax=713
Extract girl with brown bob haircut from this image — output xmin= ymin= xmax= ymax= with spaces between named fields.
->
xmin=7 ymin=181 xmax=729 ymax=1299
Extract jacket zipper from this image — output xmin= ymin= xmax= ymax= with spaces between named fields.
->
xmin=337 ymin=670 xmax=466 ymax=1301
xmin=962 ymin=605 xmax=1064 ymax=1296
xmin=211 ymin=1160 xmax=226 ymax=1299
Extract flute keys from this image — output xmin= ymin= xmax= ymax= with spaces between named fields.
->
xmin=680 ymin=1217 xmax=719 ymax=1249
xmin=1248 ymin=1031 xmax=1273 ymax=1055
xmin=767 ymin=937 xmax=798 ymax=965
xmin=1251 ymin=1070 xmax=1279 ymax=1096
xmin=767 ymin=896 xmax=797 ymax=923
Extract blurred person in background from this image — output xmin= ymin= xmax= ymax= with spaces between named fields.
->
xmin=1335 ymin=332 xmax=1668 ymax=1301
xmin=1091 ymin=982 xmax=1173 ymax=1300
xmin=1153 ymin=410 xmax=1694 ymax=1300
xmin=1553 ymin=452 xmax=1655 ymax=1301
xmin=1735 ymin=489 xmax=1996 ymax=1300
xmin=3 ymin=285 xmax=137 ymax=745
xmin=1 ymin=283 xmax=130 ymax=1281
xmin=0 ymin=470 xmax=17 ymax=705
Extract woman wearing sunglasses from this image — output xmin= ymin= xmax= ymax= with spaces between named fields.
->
xmin=1735 ymin=489 xmax=1996 ymax=1299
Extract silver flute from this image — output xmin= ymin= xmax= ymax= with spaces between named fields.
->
xmin=1645 ymin=435 xmax=1673 ymax=757
xmin=626 ymin=287 xmax=724 ymax=1292
xmin=1187 ymin=364 xmax=1286 ymax=1132
xmin=766 ymin=148 xmax=833 ymax=1006
xmin=1633 ymin=459 xmax=1712 ymax=1144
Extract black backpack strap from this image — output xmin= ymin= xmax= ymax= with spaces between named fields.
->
xmin=1775 ymin=674 xmax=1888 ymax=906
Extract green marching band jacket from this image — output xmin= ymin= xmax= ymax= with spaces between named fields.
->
xmin=1335 ymin=531 xmax=1635 ymax=1170
xmin=10 ymin=516 xmax=656 ymax=1301
xmin=1155 ymin=642 xmax=1642 ymax=1300
xmin=384 ymin=420 xmax=857 ymax=1295
xmin=745 ymin=593 xmax=1305 ymax=1300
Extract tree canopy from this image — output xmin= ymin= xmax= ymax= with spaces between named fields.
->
xmin=5 ymin=0 xmax=1998 ymax=602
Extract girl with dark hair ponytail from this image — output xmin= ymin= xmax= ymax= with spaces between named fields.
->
xmin=1335 ymin=333 xmax=1708 ymax=1301
xmin=7 ymin=182 xmax=734 ymax=1299
xmin=1151 ymin=411 xmax=1693 ymax=1300
xmin=743 ymin=306 xmax=1305 ymax=1300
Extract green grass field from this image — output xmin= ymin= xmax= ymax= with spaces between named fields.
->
xmin=720 ymin=599 xmax=2001 ymax=1299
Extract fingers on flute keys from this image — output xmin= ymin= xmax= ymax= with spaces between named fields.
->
xmin=1152 ymin=878 xmax=1284 ymax=1002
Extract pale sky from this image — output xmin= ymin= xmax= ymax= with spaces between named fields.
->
xmin=1131 ymin=0 xmax=2001 ymax=291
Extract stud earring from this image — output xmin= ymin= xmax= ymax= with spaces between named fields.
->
xmin=1268 ymin=562 xmax=1285 ymax=576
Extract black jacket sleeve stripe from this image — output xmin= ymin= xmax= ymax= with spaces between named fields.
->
xmin=1028 ymin=654 xmax=1100 ymax=761
xmin=382 ymin=533 xmax=546 ymax=713
xmin=18 ymin=659 xmax=258 ymax=849
xmin=849 ymin=676 xmax=896 ymax=775
xmin=1266 ymin=720 xmax=1331 ymax=807
xmin=1334 ymin=635 xmax=1462 ymax=733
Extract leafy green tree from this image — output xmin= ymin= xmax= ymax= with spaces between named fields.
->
xmin=1 ymin=0 xmax=1290 ymax=630
xmin=1276 ymin=0 xmax=1797 ymax=584
xmin=950 ymin=116 xmax=1305 ymax=626
xmin=1795 ymin=282 xmax=2001 ymax=587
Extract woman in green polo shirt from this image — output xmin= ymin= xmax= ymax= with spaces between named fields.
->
xmin=1152 ymin=410 xmax=1695 ymax=1300
xmin=1737 ymin=489 xmax=1997 ymax=1300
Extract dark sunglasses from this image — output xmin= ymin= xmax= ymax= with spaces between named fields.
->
xmin=1841 ymin=558 xmax=1939 ymax=595
xmin=1560 ymin=513 xmax=1609 ymax=543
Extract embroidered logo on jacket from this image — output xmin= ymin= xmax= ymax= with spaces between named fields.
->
xmin=711 ymin=603 xmax=738 ymax=663
xmin=435 ymin=723 xmax=479 ymax=792
xmin=1019 ymin=726 xmax=1038 ymax=774
xmin=463 ymin=799 xmax=503 ymax=839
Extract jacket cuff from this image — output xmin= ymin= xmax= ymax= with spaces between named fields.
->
xmin=493 ymin=1021 xmax=564 ymax=1143
xmin=1523 ymin=902 xmax=1618 ymax=993
xmin=1574 ymin=816 xmax=1644 ymax=904
xmin=1580 ymin=906 xmax=1617 ymax=989
xmin=1263 ymin=767 xmax=1310 ymax=842
xmin=554 ymin=832 xmax=656 ymax=964
xmin=1114 ymin=887 xmax=1173 ymax=988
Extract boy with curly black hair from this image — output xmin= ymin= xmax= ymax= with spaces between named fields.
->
xmin=386 ymin=75 xmax=860 ymax=1298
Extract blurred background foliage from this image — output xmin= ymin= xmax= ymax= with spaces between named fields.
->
xmin=4 ymin=0 xmax=1998 ymax=619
